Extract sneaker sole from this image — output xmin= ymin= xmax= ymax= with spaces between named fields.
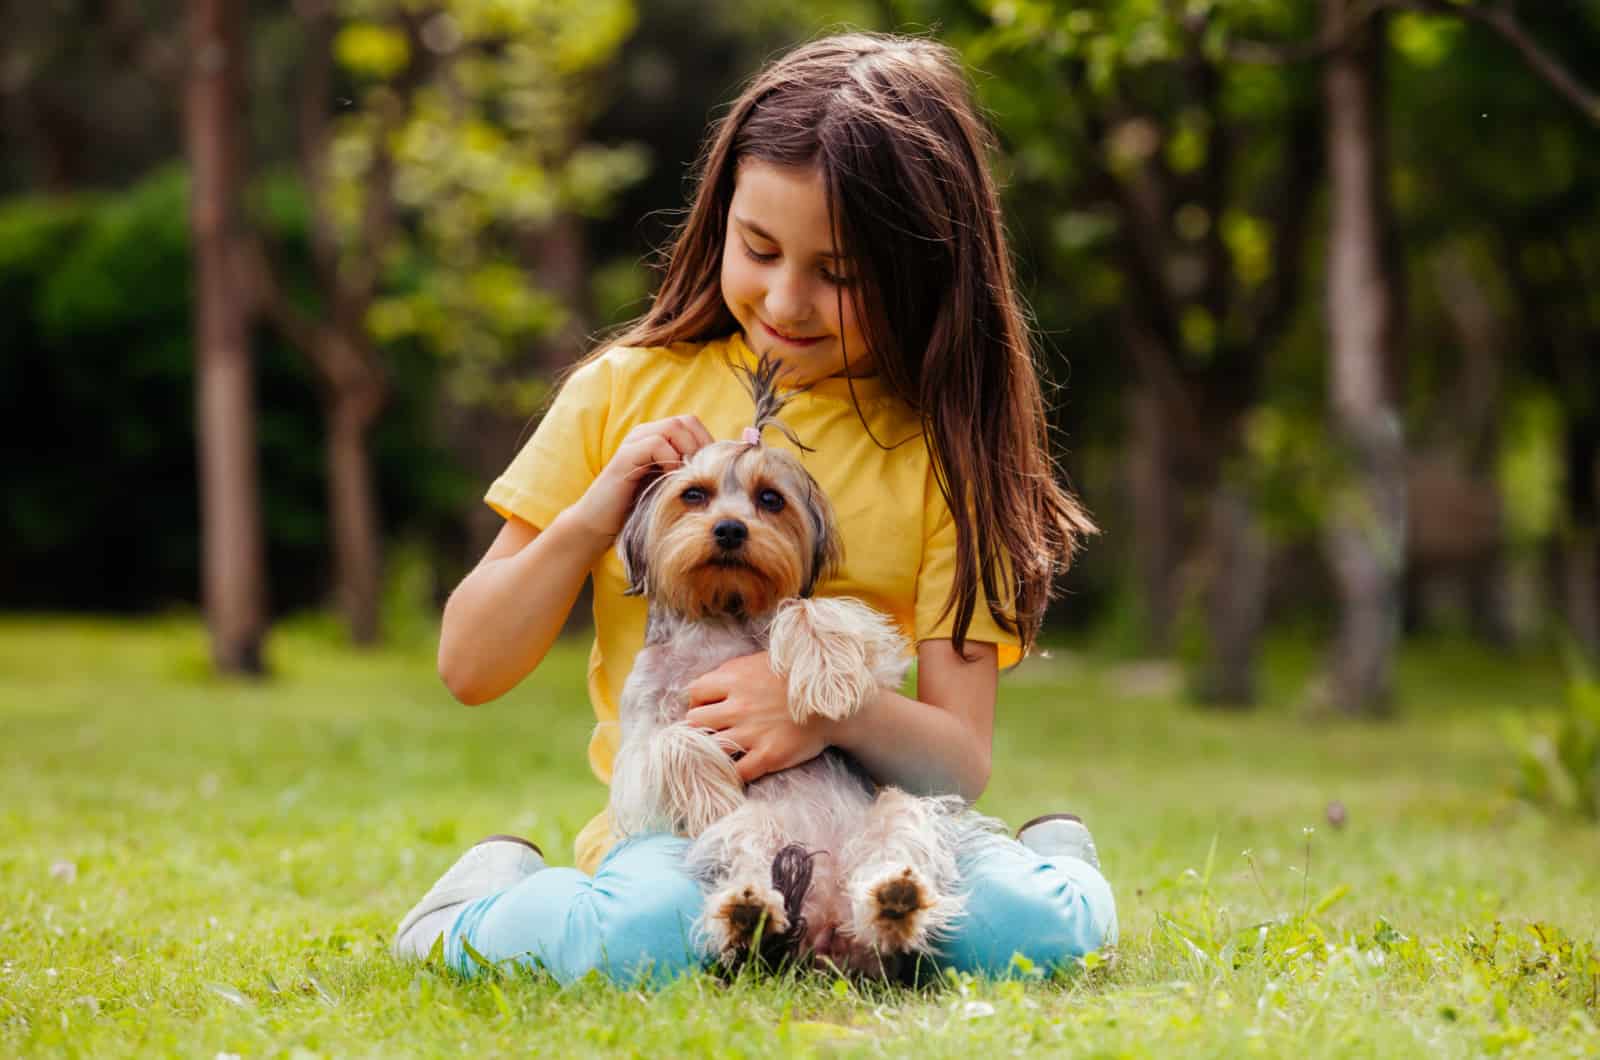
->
xmin=1015 ymin=812 xmax=1083 ymax=836
xmin=477 ymin=834 xmax=543 ymax=857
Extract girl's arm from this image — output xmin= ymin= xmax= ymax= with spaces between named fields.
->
xmin=437 ymin=512 xmax=604 ymax=704
xmin=683 ymin=639 xmax=997 ymax=802
xmin=439 ymin=414 xmax=715 ymax=704
xmin=828 ymin=639 xmax=996 ymax=801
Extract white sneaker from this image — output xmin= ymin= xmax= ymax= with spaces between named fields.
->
xmin=393 ymin=835 xmax=545 ymax=959
xmin=1016 ymin=813 xmax=1101 ymax=871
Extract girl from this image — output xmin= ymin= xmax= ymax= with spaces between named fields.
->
xmin=394 ymin=32 xmax=1116 ymax=985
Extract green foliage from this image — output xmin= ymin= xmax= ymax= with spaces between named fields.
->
xmin=0 ymin=169 xmax=472 ymax=613
xmin=915 ymin=0 xmax=1327 ymax=451
xmin=327 ymin=0 xmax=647 ymax=414
xmin=1242 ymin=403 xmax=1340 ymax=537
xmin=335 ymin=22 xmax=411 ymax=79
xmin=1390 ymin=10 xmax=1464 ymax=68
xmin=1498 ymin=391 xmax=1564 ymax=548
xmin=1507 ymin=663 xmax=1600 ymax=820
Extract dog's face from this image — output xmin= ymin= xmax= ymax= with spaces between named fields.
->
xmin=619 ymin=441 xmax=841 ymax=619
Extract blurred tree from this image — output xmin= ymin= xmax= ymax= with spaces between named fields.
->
xmin=185 ymin=0 xmax=268 ymax=674
xmin=0 ymin=170 xmax=472 ymax=619
xmin=1381 ymin=3 xmax=1600 ymax=659
xmin=926 ymin=0 xmax=1323 ymax=704
xmin=1321 ymin=0 xmax=1405 ymax=715
xmin=0 ymin=0 xmax=185 ymax=193
xmin=911 ymin=0 xmax=1593 ymax=709
xmin=1188 ymin=0 xmax=1598 ymax=707
xmin=248 ymin=0 xmax=644 ymax=644
xmin=1387 ymin=0 xmax=1599 ymax=123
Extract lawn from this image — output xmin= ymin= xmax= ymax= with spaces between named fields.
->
xmin=1 ymin=616 xmax=1597 ymax=1057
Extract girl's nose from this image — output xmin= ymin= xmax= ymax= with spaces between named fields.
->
xmin=763 ymin=269 xmax=811 ymax=328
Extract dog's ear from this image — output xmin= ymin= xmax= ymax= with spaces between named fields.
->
xmin=799 ymin=480 xmax=843 ymax=598
xmin=618 ymin=474 xmax=664 ymax=596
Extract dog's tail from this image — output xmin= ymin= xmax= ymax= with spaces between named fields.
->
xmin=755 ymin=843 xmax=816 ymax=968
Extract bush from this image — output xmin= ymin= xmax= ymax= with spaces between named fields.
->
xmin=0 ymin=167 xmax=472 ymax=614
xmin=1507 ymin=661 xmax=1600 ymax=820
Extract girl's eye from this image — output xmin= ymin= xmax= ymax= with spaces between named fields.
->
xmin=742 ymin=241 xmax=778 ymax=264
xmin=743 ymin=239 xmax=853 ymax=287
xmin=757 ymin=489 xmax=785 ymax=513
xmin=681 ymin=487 xmax=708 ymax=505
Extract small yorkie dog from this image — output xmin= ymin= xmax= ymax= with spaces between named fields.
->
xmin=606 ymin=359 xmax=997 ymax=978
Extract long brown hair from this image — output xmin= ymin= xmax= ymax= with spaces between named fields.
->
xmin=600 ymin=32 xmax=1095 ymax=656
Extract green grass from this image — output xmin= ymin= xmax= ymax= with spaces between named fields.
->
xmin=2 ymin=616 xmax=1597 ymax=1057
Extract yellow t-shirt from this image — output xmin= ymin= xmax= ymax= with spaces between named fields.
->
xmin=486 ymin=331 xmax=1021 ymax=873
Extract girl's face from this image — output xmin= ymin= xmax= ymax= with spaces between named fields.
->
xmin=720 ymin=160 xmax=874 ymax=386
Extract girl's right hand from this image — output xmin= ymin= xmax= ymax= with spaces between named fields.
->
xmin=568 ymin=415 xmax=715 ymax=538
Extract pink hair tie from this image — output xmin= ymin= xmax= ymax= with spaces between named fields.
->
xmin=741 ymin=427 xmax=761 ymax=446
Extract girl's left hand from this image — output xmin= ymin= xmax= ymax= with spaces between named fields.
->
xmin=684 ymin=652 xmax=833 ymax=783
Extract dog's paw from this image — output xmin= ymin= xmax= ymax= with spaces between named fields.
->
xmin=769 ymin=598 xmax=908 ymax=723
xmin=705 ymin=882 xmax=790 ymax=957
xmin=849 ymin=865 xmax=954 ymax=954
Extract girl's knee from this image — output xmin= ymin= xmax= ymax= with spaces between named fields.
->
xmin=1017 ymin=864 xmax=1118 ymax=956
xmin=588 ymin=867 xmax=703 ymax=983
xmin=575 ymin=835 xmax=706 ymax=985
xmin=948 ymin=846 xmax=1118 ymax=974
xmin=449 ymin=835 xmax=708 ymax=987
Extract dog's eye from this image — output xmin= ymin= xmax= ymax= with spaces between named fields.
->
xmin=757 ymin=488 xmax=785 ymax=513
xmin=680 ymin=487 xmax=708 ymax=505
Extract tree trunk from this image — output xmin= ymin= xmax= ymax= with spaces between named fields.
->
xmin=185 ymin=0 xmax=267 ymax=675
xmin=1561 ymin=534 xmax=1598 ymax=659
xmin=1124 ymin=384 xmax=1183 ymax=655
xmin=319 ymin=326 xmax=386 ymax=646
xmin=1322 ymin=0 xmax=1406 ymax=715
xmin=1197 ymin=481 xmax=1269 ymax=706
xmin=1429 ymin=249 xmax=1514 ymax=645
xmin=1565 ymin=419 xmax=1600 ymax=659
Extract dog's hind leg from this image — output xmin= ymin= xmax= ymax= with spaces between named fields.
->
xmin=841 ymin=788 xmax=966 ymax=957
xmin=609 ymin=722 xmax=745 ymax=837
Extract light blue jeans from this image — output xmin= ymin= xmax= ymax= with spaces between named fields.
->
xmin=444 ymin=832 xmax=1117 ymax=986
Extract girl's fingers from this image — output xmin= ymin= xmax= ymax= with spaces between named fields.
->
xmin=684 ymin=672 xmax=729 ymax=706
xmin=662 ymin=415 xmax=718 ymax=459
xmin=716 ymin=726 xmax=754 ymax=760
xmin=658 ymin=423 xmax=700 ymax=461
xmin=734 ymin=745 xmax=768 ymax=782
xmin=684 ymin=703 xmax=730 ymax=729
xmin=649 ymin=437 xmax=682 ymax=468
xmin=633 ymin=416 xmax=716 ymax=455
xmin=679 ymin=415 xmax=715 ymax=450
xmin=622 ymin=438 xmax=682 ymax=482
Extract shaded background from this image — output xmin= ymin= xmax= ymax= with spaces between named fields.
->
xmin=2 ymin=0 xmax=1597 ymax=719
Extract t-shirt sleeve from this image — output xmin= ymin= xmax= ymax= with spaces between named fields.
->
xmin=914 ymin=480 xmax=1024 ymax=670
xmin=485 ymin=354 xmax=614 ymax=530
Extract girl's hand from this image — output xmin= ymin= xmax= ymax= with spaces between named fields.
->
xmin=568 ymin=415 xmax=715 ymax=538
xmin=684 ymin=651 xmax=834 ymax=783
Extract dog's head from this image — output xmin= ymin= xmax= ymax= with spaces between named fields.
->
xmin=618 ymin=439 xmax=841 ymax=620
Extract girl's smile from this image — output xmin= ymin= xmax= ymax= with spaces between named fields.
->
xmin=758 ymin=319 xmax=824 ymax=346
xmin=720 ymin=160 xmax=875 ymax=386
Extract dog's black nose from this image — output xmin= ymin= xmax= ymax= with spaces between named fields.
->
xmin=713 ymin=519 xmax=748 ymax=550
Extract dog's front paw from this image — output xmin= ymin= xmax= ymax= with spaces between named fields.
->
xmin=768 ymin=598 xmax=908 ymax=723
xmin=848 ymin=864 xmax=961 ymax=955
xmin=704 ymin=882 xmax=790 ymax=958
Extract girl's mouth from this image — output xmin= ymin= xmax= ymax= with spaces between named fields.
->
xmin=760 ymin=320 xmax=825 ymax=347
